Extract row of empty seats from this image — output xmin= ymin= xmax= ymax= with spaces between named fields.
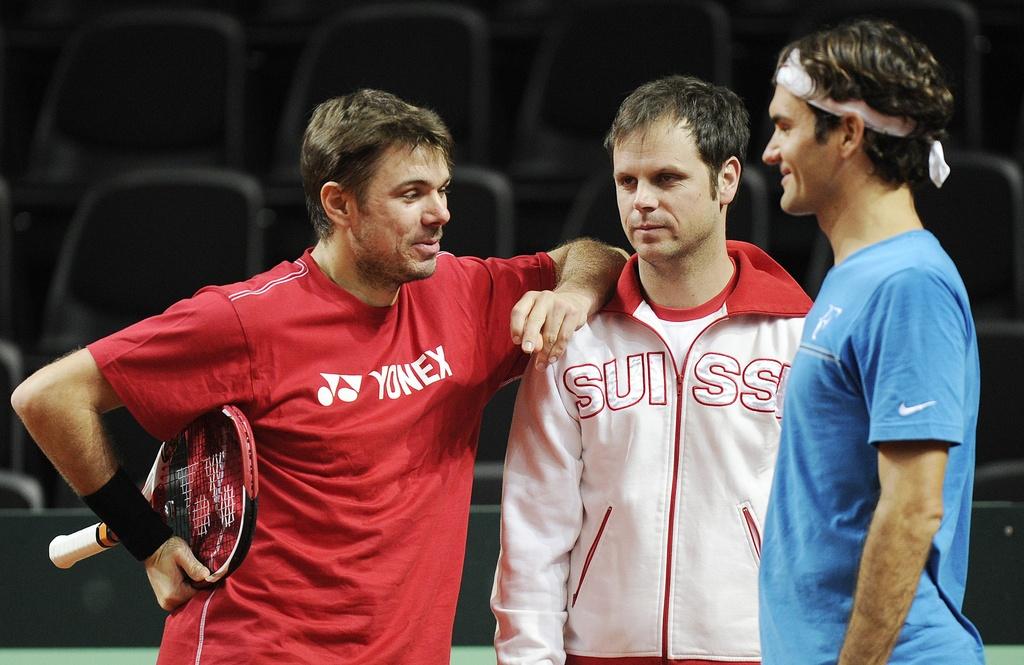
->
xmin=7 ymin=144 xmax=1022 ymax=338
xmin=0 ymin=1 xmax=1017 ymax=316
xmin=0 ymin=1 xmax=1013 ymax=178
xmin=0 ymin=2 xmax=1016 ymax=267
xmin=1 ymin=0 xmax=1022 ymax=506
xmin=2 ymin=165 xmax=521 ymax=341
xmin=0 ymin=1 xmax=1018 ymax=182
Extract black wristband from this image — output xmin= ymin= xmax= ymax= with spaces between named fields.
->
xmin=82 ymin=468 xmax=172 ymax=561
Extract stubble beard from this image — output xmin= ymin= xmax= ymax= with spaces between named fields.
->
xmin=353 ymin=243 xmax=436 ymax=292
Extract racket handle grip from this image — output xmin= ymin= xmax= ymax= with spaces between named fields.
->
xmin=49 ymin=522 xmax=119 ymax=569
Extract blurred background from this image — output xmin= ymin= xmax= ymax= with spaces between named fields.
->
xmin=0 ymin=0 xmax=1020 ymax=511
xmin=0 ymin=0 xmax=1020 ymax=657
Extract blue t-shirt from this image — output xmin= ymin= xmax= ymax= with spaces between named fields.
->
xmin=760 ymin=231 xmax=984 ymax=664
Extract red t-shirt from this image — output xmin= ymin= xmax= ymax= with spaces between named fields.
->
xmin=88 ymin=249 xmax=556 ymax=664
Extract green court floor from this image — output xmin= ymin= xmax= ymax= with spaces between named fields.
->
xmin=1 ymin=646 xmax=1020 ymax=664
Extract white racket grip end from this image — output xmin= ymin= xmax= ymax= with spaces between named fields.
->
xmin=50 ymin=523 xmax=115 ymax=569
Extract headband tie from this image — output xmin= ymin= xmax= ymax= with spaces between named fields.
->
xmin=776 ymin=49 xmax=949 ymax=187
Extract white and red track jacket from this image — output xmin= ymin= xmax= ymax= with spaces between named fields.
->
xmin=492 ymin=241 xmax=811 ymax=665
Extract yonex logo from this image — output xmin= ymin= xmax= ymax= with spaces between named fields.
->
xmin=318 ymin=373 xmax=363 ymax=406
xmin=316 ymin=345 xmax=453 ymax=406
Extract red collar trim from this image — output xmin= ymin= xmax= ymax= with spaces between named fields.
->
xmin=604 ymin=241 xmax=811 ymax=318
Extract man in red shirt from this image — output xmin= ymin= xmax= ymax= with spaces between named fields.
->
xmin=12 ymin=89 xmax=626 ymax=664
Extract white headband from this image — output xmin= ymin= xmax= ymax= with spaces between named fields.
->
xmin=775 ymin=49 xmax=950 ymax=187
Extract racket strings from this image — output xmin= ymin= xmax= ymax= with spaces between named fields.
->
xmin=160 ymin=414 xmax=247 ymax=572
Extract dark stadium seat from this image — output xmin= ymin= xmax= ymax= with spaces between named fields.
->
xmin=270 ymin=1 xmax=492 ymax=184
xmin=0 ymin=339 xmax=28 ymax=472
xmin=790 ymin=0 xmax=984 ymax=149
xmin=0 ymin=25 xmax=6 ymax=169
xmin=974 ymin=459 xmax=1024 ymax=502
xmin=509 ymin=0 xmax=733 ymax=202
xmin=446 ymin=166 xmax=516 ymax=259
xmin=559 ymin=164 xmax=772 ymax=253
xmin=38 ymin=168 xmax=268 ymax=355
xmin=918 ymin=152 xmax=1024 ymax=319
xmin=25 ymin=9 xmax=246 ymax=185
xmin=0 ymin=469 xmax=44 ymax=509
xmin=975 ymin=319 xmax=1024 ymax=466
xmin=261 ymin=2 xmax=493 ymax=263
xmin=803 ymin=151 xmax=1024 ymax=317
xmin=11 ymin=9 xmax=249 ymax=341
xmin=16 ymin=0 xmax=222 ymax=28
xmin=0 ymin=177 xmax=13 ymax=341
xmin=1017 ymin=92 xmax=1024 ymax=172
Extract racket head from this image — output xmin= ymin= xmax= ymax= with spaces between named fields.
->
xmin=151 ymin=405 xmax=258 ymax=583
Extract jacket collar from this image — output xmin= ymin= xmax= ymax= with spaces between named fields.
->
xmin=604 ymin=240 xmax=811 ymax=318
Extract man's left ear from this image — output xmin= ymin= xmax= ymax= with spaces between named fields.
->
xmin=838 ymin=113 xmax=865 ymax=158
xmin=717 ymin=156 xmax=741 ymax=206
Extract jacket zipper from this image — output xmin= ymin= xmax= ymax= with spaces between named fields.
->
xmin=662 ymin=374 xmax=685 ymax=661
xmin=572 ymin=506 xmax=613 ymax=607
xmin=740 ymin=503 xmax=762 ymax=563
xmin=610 ymin=310 xmax=730 ymax=661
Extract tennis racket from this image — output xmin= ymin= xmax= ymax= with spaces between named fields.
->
xmin=49 ymin=405 xmax=259 ymax=584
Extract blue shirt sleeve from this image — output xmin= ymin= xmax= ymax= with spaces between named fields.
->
xmin=851 ymin=267 xmax=969 ymax=446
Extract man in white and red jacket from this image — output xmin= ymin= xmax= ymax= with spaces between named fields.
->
xmin=492 ymin=75 xmax=811 ymax=665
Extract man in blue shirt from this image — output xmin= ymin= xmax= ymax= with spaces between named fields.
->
xmin=759 ymin=19 xmax=985 ymax=665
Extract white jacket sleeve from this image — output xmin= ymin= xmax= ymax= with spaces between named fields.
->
xmin=491 ymin=359 xmax=584 ymax=665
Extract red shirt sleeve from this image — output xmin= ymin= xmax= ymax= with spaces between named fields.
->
xmin=87 ymin=288 xmax=255 ymax=441
xmin=452 ymin=252 xmax=557 ymax=385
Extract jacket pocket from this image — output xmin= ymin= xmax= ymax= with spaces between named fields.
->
xmin=737 ymin=501 xmax=762 ymax=566
xmin=572 ymin=506 xmax=613 ymax=607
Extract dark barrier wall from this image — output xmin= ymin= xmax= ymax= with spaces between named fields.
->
xmin=0 ymin=504 xmax=1019 ymax=647
xmin=963 ymin=502 xmax=1024 ymax=644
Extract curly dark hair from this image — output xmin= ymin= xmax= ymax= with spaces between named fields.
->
xmin=604 ymin=75 xmax=750 ymax=200
xmin=777 ymin=19 xmax=953 ymax=187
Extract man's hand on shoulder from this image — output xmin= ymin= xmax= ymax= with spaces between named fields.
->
xmin=512 ymin=239 xmax=627 ymax=369
xmin=510 ymin=288 xmax=591 ymax=369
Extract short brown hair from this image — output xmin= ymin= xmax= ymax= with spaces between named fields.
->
xmin=777 ymin=19 xmax=953 ymax=187
xmin=604 ymin=75 xmax=750 ymax=199
xmin=300 ymin=89 xmax=454 ymax=239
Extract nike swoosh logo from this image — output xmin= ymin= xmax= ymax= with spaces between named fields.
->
xmin=898 ymin=400 xmax=937 ymax=416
